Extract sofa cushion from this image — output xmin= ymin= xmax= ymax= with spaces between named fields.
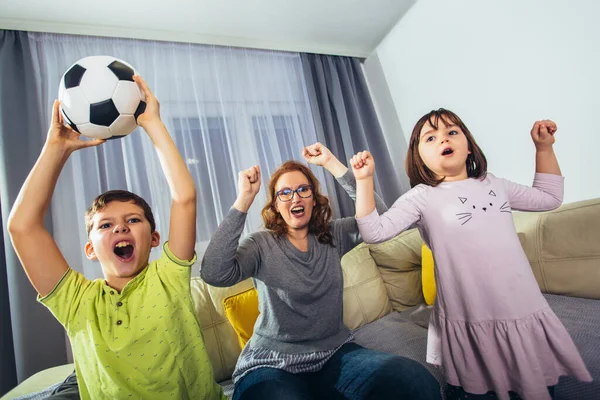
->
xmin=340 ymin=242 xmax=392 ymax=330
xmin=222 ymin=287 xmax=260 ymax=349
xmin=421 ymin=243 xmax=436 ymax=305
xmin=543 ymin=294 xmax=600 ymax=399
xmin=352 ymin=310 xmax=442 ymax=383
xmin=0 ymin=364 xmax=76 ymax=399
xmin=513 ymin=198 xmax=600 ymax=299
xmin=190 ymin=278 xmax=249 ymax=383
xmin=367 ymin=229 xmax=425 ymax=311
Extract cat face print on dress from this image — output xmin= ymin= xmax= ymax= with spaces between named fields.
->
xmin=455 ymin=190 xmax=511 ymax=225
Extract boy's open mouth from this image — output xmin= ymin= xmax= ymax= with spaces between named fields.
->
xmin=114 ymin=240 xmax=135 ymax=262
xmin=291 ymin=206 xmax=305 ymax=217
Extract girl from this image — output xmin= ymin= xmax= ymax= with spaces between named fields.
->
xmin=201 ymin=143 xmax=441 ymax=400
xmin=351 ymin=109 xmax=592 ymax=400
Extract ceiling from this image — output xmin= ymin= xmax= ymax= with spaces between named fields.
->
xmin=0 ymin=0 xmax=415 ymax=57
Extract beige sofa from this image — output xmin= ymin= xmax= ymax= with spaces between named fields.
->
xmin=3 ymin=198 xmax=599 ymax=399
xmin=199 ymin=198 xmax=600 ymax=386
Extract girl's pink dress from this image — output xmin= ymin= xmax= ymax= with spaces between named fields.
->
xmin=357 ymin=173 xmax=592 ymax=400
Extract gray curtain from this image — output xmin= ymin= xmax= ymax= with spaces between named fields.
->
xmin=301 ymin=53 xmax=404 ymax=217
xmin=0 ymin=200 xmax=17 ymax=396
xmin=0 ymin=30 xmax=68 ymax=389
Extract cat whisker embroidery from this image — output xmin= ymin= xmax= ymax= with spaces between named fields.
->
xmin=456 ymin=212 xmax=472 ymax=225
xmin=500 ymin=201 xmax=511 ymax=213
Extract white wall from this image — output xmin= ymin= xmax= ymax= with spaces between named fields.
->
xmin=362 ymin=54 xmax=411 ymax=193
xmin=366 ymin=0 xmax=600 ymax=203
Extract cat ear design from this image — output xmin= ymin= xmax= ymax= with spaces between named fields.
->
xmin=459 ymin=197 xmax=467 ymax=204
xmin=489 ymin=190 xmax=496 ymax=197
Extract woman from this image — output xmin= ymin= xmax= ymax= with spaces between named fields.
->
xmin=201 ymin=143 xmax=441 ymax=400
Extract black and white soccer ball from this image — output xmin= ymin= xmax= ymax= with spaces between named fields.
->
xmin=58 ymin=56 xmax=146 ymax=140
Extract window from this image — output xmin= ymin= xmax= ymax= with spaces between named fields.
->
xmin=171 ymin=116 xmax=237 ymax=241
xmin=252 ymin=114 xmax=302 ymax=175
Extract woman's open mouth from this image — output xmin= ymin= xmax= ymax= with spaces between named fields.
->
xmin=290 ymin=206 xmax=305 ymax=218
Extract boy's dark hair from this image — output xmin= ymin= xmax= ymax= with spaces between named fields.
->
xmin=85 ymin=190 xmax=156 ymax=235
xmin=261 ymin=160 xmax=334 ymax=246
xmin=405 ymin=108 xmax=487 ymax=188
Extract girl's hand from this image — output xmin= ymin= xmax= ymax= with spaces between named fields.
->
xmin=233 ymin=165 xmax=261 ymax=212
xmin=302 ymin=142 xmax=334 ymax=167
xmin=47 ymin=100 xmax=105 ymax=152
xmin=531 ymin=120 xmax=557 ymax=151
xmin=350 ymin=150 xmax=375 ymax=180
xmin=133 ymin=75 xmax=161 ymax=128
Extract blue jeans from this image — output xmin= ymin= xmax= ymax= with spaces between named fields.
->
xmin=233 ymin=342 xmax=441 ymax=400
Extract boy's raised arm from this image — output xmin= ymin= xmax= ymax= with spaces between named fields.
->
xmin=134 ymin=76 xmax=196 ymax=261
xmin=8 ymin=101 xmax=104 ymax=296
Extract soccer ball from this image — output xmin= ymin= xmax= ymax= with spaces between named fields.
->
xmin=58 ymin=56 xmax=146 ymax=140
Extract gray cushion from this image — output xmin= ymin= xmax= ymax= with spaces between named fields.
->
xmin=353 ymin=311 xmax=442 ymax=382
xmin=544 ymin=294 xmax=600 ymax=400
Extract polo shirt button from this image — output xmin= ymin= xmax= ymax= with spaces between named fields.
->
xmin=117 ymin=301 xmax=123 ymax=307
xmin=110 ymin=291 xmax=115 ymax=295
xmin=116 ymin=320 xmax=122 ymax=326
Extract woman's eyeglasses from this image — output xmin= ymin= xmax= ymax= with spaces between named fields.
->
xmin=276 ymin=184 xmax=313 ymax=202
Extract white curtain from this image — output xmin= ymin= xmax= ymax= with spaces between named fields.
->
xmin=26 ymin=32 xmax=325 ymax=279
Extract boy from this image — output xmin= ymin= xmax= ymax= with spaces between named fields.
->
xmin=8 ymin=76 xmax=225 ymax=399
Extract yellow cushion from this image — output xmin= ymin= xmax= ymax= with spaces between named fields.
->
xmin=222 ymin=287 xmax=260 ymax=349
xmin=421 ymin=243 xmax=437 ymax=305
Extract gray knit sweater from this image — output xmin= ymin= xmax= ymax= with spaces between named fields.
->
xmin=200 ymin=170 xmax=387 ymax=354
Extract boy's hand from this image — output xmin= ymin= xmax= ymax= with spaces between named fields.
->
xmin=531 ymin=120 xmax=557 ymax=151
xmin=233 ymin=165 xmax=261 ymax=213
xmin=350 ymin=150 xmax=375 ymax=180
xmin=47 ymin=100 xmax=104 ymax=151
xmin=133 ymin=75 xmax=161 ymax=129
xmin=303 ymin=142 xmax=334 ymax=167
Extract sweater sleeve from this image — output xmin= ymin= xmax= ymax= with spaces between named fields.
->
xmin=336 ymin=169 xmax=388 ymax=214
xmin=200 ymin=207 xmax=261 ymax=287
xmin=498 ymin=173 xmax=564 ymax=212
xmin=331 ymin=169 xmax=389 ymax=255
xmin=357 ymin=185 xmax=426 ymax=244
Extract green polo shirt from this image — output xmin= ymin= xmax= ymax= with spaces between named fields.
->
xmin=40 ymin=242 xmax=225 ymax=400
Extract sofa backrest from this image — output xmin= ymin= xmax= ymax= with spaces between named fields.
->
xmin=190 ymin=197 xmax=600 ymax=382
xmin=367 ymin=197 xmax=600 ymax=312
xmin=513 ymin=197 xmax=600 ymax=299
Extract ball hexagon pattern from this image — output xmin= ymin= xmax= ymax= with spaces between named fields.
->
xmin=58 ymin=56 xmax=146 ymax=140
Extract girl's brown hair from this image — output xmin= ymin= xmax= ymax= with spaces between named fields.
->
xmin=261 ymin=160 xmax=333 ymax=245
xmin=405 ymin=108 xmax=487 ymax=188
